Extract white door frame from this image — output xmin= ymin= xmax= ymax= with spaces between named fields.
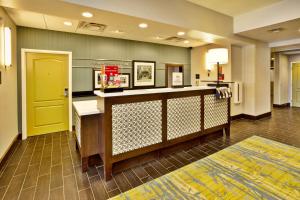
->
xmin=21 ymin=49 xmax=72 ymax=140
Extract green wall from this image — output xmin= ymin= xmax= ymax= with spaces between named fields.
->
xmin=17 ymin=27 xmax=191 ymax=132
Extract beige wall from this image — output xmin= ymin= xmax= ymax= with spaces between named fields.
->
xmin=191 ymin=42 xmax=271 ymax=117
xmin=190 ymin=44 xmax=231 ymax=86
xmin=254 ymin=42 xmax=271 ymax=115
xmin=0 ymin=8 xmax=18 ymax=161
xmin=231 ymin=45 xmax=243 ymax=116
xmin=274 ymin=53 xmax=290 ymax=105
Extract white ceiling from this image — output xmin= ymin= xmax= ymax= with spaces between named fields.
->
xmin=2 ymin=0 xmax=222 ymax=48
xmin=186 ymin=0 xmax=283 ymax=16
xmin=238 ymin=18 xmax=300 ymax=43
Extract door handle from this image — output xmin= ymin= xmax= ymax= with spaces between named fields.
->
xmin=64 ymin=88 xmax=69 ymax=97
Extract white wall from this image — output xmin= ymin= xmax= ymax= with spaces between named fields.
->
xmin=274 ymin=53 xmax=290 ymax=105
xmin=231 ymin=45 xmax=243 ymax=116
xmin=254 ymin=42 xmax=271 ymax=115
xmin=0 ymin=8 xmax=18 ymax=161
xmin=234 ymin=0 xmax=300 ymax=33
xmin=242 ymin=45 xmax=256 ymax=115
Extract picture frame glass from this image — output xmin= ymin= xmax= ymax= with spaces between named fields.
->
xmin=133 ymin=61 xmax=155 ymax=87
xmin=94 ymin=70 xmax=102 ymax=89
xmin=172 ymin=72 xmax=183 ymax=86
xmin=119 ymin=74 xmax=130 ymax=88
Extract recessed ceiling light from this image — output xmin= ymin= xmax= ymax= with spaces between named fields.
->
xmin=177 ymin=31 xmax=185 ymax=36
xmin=82 ymin=12 xmax=93 ymax=18
xmin=155 ymin=36 xmax=163 ymax=40
xmin=112 ymin=30 xmax=124 ymax=34
xmin=139 ymin=23 xmax=148 ymax=28
xmin=184 ymin=40 xmax=190 ymax=44
xmin=268 ymin=28 xmax=283 ymax=33
xmin=63 ymin=21 xmax=72 ymax=26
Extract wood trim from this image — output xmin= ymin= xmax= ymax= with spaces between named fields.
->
xmin=231 ymin=112 xmax=272 ymax=121
xmin=100 ymin=89 xmax=230 ymax=180
xmin=0 ymin=134 xmax=20 ymax=171
xmin=273 ymin=103 xmax=291 ymax=108
xmin=230 ymin=114 xmax=244 ymax=121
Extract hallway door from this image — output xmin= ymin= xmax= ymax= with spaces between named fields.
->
xmin=292 ymin=63 xmax=300 ymax=107
xmin=26 ymin=53 xmax=69 ymax=136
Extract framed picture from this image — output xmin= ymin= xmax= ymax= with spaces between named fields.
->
xmin=132 ymin=60 xmax=156 ymax=88
xmin=119 ymin=73 xmax=130 ymax=89
xmin=172 ymin=72 xmax=184 ymax=87
xmin=93 ymin=69 xmax=102 ymax=90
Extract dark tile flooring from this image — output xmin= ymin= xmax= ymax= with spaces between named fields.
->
xmin=0 ymin=107 xmax=300 ymax=200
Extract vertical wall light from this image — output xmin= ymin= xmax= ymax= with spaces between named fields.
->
xmin=4 ymin=27 xmax=12 ymax=67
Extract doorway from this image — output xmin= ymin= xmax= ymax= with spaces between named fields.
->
xmin=22 ymin=49 xmax=72 ymax=139
xmin=165 ymin=64 xmax=184 ymax=88
xmin=292 ymin=62 xmax=300 ymax=107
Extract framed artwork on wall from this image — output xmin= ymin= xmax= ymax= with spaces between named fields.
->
xmin=93 ymin=69 xmax=102 ymax=90
xmin=132 ymin=60 xmax=156 ymax=88
xmin=119 ymin=73 xmax=130 ymax=89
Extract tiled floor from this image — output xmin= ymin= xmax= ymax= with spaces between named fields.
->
xmin=0 ymin=107 xmax=300 ymax=200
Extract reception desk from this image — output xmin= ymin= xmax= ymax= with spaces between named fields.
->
xmin=95 ymin=86 xmax=230 ymax=180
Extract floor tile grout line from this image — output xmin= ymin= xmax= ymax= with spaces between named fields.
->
xmin=0 ymin=141 xmax=21 ymax=178
xmin=68 ymin=131 xmax=83 ymax=200
xmin=31 ymin=135 xmax=48 ymax=200
xmin=17 ymin=136 xmax=45 ymax=200
xmin=60 ymin=131 xmax=66 ymax=200
xmin=1 ymin=137 xmax=34 ymax=200
xmin=96 ymin=161 xmax=113 ymax=199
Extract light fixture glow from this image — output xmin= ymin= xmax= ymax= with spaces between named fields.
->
xmin=177 ymin=31 xmax=185 ymax=36
xmin=63 ymin=21 xmax=73 ymax=26
xmin=207 ymin=48 xmax=228 ymax=65
xmin=184 ymin=40 xmax=190 ymax=44
xmin=112 ymin=30 xmax=124 ymax=34
xmin=155 ymin=36 xmax=163 ymax=40
xmin=82 ymin=12 xmax=93 ymax=18
xmin=4 ymin=27 xmax=12 ymax=67
xmin=139 ymin=23 xmax=148 ymax=28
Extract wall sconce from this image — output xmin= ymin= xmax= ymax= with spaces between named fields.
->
xmin=4 ymin=27 xmax=12 ymax=68
xmin=207 ymin=48 xmax=228 ymax=86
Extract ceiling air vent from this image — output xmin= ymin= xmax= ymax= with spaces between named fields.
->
xmin=78 ymin=21 xmax=107 ymax=32
xmin=165 ymin=36 xmax=185 ymax=42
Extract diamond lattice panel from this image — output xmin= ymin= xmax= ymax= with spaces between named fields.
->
xmin=167 ymin=96 xmax=201 ymax=140
xmin=204 ymin=94 xmax=228 ymax=129
xmin=112 ymin=100 xmax=162 ymax=155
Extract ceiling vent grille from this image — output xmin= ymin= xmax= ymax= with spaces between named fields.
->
xmin=78 ymin=21 xmax=107 ymax=32
xmin=165 ymin=36 xmax=185 ymax=42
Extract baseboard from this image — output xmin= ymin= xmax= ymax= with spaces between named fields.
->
xmin=273 ymin=103 xmax=290 ymax=108
xmin=231 ymin=112 xmax=272 ymax=121
xmin=0 ymin=133 xmax=21 ymax=171
xmin=231 ymin=114 xmax=244 ymax=121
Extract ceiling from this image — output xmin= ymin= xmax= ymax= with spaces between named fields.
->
xmin=2 ymin=0 xmax=225 ymax=48
xmin=237 ymin=18 xmax=300 ymax=43
xmin=186 ymin=0 xmax=283 ymax=16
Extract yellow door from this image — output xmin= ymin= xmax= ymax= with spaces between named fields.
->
xmin=26 ymin=53 xmax=69 ymax=136
xmin=292 ymin=63 xmax=300 ymax=107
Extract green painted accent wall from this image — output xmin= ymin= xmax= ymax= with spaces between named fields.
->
xmin=17 ymin=26 xmax=191 ymax=132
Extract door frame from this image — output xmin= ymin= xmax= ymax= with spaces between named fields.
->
xmin=290 ymin=61 xmax=300 ymax=107
xmin=21 ymin=49 xmax=72 ymax=140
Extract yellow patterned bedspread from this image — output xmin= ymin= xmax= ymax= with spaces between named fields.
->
xmin=110 ymin=136 xmax=300 ymax=200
